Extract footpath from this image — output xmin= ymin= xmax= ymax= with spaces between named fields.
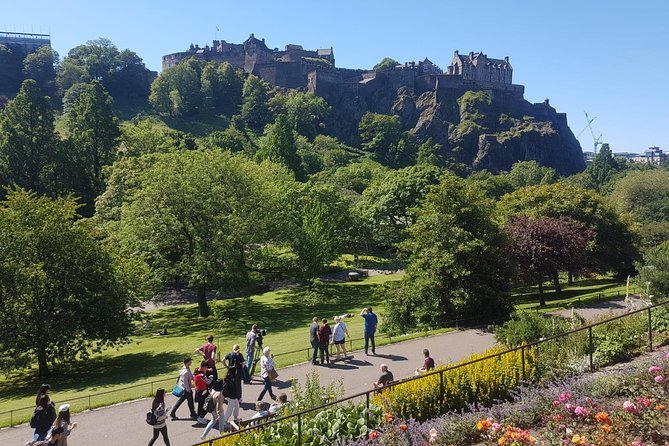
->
xmin=1 ymin=298 xmax=636 ymax=446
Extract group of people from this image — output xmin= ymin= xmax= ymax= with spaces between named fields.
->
xmin=147 ymin=329 xmax=285 ymax=444
xmin=26 ymin=384 xmax=76 ymax=446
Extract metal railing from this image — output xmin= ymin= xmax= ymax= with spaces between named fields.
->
xmin=194 ymin=297 xmax=665 ymax=446
xmin=0 ymin=284 xmax=635 ymax=429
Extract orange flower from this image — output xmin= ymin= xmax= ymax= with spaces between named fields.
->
xmin=572 ymin=434 xmax=588 ymax=445
xmin=594 ymin=412 xmax=611 ymax=425
xmin=399 ymin=424 xmax=408 ymax=431
xmin=498 ymin=437 xmax=506 ymax=446
xmin=656 ymin=404 xmax=665 ymax=412
xmin=384 ymin=412 xmax=394 ymax=423
xmin=477 ymin=418 xmax=493 ymax=431
xmin=601 ymin=424 xmax=612 ymax=433
xmin=369 ymin=430 xmax=380 ymax=440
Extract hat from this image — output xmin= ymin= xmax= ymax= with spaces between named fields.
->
xmin=233 ymin=344 xmax=240 ymax=352
xmin=58 ymin=404 xmax=70 ymax=413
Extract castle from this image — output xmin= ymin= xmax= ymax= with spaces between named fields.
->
xmin=0 ymin=31 xmax=51 ymax=57
xmin=162 ymin=35 xmax=524 ymax=100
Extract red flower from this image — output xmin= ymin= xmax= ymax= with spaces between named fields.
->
xmin=399 ymin=424 xmax=408 ymax=431
xmin=369 ymin=430 xmax=380 ymax=440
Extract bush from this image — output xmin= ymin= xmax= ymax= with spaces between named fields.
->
xmin=494 ymin=312 xmax=583 ymax=347
xmin=592 ymin=313 xmax=646 ymax=366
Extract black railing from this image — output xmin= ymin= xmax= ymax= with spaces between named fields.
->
xmin=194 ymin=297 xmax=664 ymax=446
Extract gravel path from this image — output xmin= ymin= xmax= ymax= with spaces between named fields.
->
xmin=0 ymin=296 xmax=639 ymax=446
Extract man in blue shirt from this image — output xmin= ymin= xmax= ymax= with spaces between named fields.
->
xmin=360 ymin=307 xmax=378 ymax=355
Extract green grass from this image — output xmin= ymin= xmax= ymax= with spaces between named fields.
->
xmin=0 ymin=273 xmax=403 ymax=424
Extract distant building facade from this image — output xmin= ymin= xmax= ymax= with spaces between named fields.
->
xmin=0 ymin=31 xmax=51 ymax=57
xmin=615 ymin=147 xmax=666 ymax=165
xmin=446 ymin=51 xmax=513 ymax=85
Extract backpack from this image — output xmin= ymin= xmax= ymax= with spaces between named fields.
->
xmin=146 ymin=409 xmax=158 ymax=425
xmin=204 ymin=393 xmax=216 ymax=413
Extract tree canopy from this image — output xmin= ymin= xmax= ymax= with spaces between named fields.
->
xmin=373 ymin=57 xmax=399 ymax=71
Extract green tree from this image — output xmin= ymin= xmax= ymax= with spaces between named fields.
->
xmin=22 ymin=46 xmax=58 ymax=97
xmin=585 ymin=143 xmax=626 ymax=192
xmin=149 ymin=59 xmax=203 ymax=117
xmin=497 ymin=182 xmax=638 ymax=278
xmin=257 ymin=114 xmax=306 ymax=181
xmin=311 ymin=159 xmax=389 ymax=194
xmin=416 ymin=138 xmax=443 ymax=166
xmin=200 ymin=62 xmax=243 ymax=114
xmin=0 ymin=80 xmax=59 ymax=194
xmin=66 ymin=81 xmax=121 ymax=211
xmin=55 ymin=57 xmax=91 ymax=98
xmin=505 ymin=160 xmax=557 ymax=189
xmin=0 ymin=189 xmax=144 ymax=376
xmin=384 ymin=174 xmax=513 ymax=332
xmin=269 ymin=91 xmax=331 ymax=140
xmin=120 ymin=118 xmax=196 ymax=157
xmin=373 ymin=57 xmax=399 ymax=71
xmin=241 ymin=75 xmax=272 ymax=133
xmin=98 ymin=150 xmax=295 ymax=317
xmin=359 ymin=112 xmax=415 ymax=167
xmin=637 ymin=241 xmax=669 ymax=300
xmin=0 ymin=44 xmax=22 ymax=95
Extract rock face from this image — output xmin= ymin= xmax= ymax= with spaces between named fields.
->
xmin=320 ymin=77 xmax=585 ymax=176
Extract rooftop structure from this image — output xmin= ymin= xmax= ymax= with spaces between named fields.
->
xmin=0 ymin=31 xmax=51 ymax=56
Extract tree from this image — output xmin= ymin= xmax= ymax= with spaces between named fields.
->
xmin=0 ymin=80 xmax=59 ymax=194
xmin=311 ymin=159 xmax=389 ymax=194
xmin=98 ymin=150 xmax=296 ymax=317
xmin=585 ymin=143 xmax=626 ymax=192
xmin=55 ymin=58 xmax=91 ymax=98
xmin=505 ymin=216 xmax=596 ymax=305
xmin=417 ymin=138 xmax=443 ymax=166
xmin=0 ymin=189 xmax=143 ymax=376
xmin=505 ymin=160 xmax=557 ymax=189
xmin=637 ymin=241 xmax=669 ymax=300
xmin=22 ymin=46 xmax=58 ymax=97
xmin=357 ymin=164 xmax=442 ymax=248
xmin=66 ymin=81 xmax=121 ymax=212
xmin=149 ymin=59 xmax=202 ymax=117
xmin=359 ymin=112 xmax=415 ymax=167
xmin=257 ymin=114 xmax=306 ymax=181
xmin=0 ymin=44 xmax=22 ymax=95
xmin=241 ymin=75 xmax=272 ymax=133
xmin=120 ymin=118 xmax=195 ymax=157
xmin=384 ymin=174 xmax=513 ymax=332
xmin=497 ymin=182 xmax=638 ymax=278
xmin=200 ymin=62 xmax=243 ymax=114
xmin=373 ymin=57 xmax=399 ymax=71
xmin=269 ymin=91 xmax=331 ymax=140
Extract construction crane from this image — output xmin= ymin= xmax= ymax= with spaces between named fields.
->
xmin=576 ymin=111 xmax=603 ymax=152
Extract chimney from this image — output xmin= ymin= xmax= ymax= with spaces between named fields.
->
xmin=454 ymin=50 xmax=459 ymax=56
xmin=504 ymin=56 xmax=509 ymax=63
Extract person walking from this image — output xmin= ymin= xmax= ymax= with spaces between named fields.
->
xmin=332 ymin=315 xmax=350 ymax=360
xmin=170 ymin=358 xmax=197 ymax=420
xmin=318 ymin=318 xmax=332 ymax=365
xmin=194 ymin=335 xmax=218 ymax=380
xmin=309 ymin=317 xmax=319 ymax=365
xmin=30 ymin=395 xmax=56 ymax=441
xmin=193 ymin=361 xmax=213 ymax=424
xmin=35 ymin=384 xmax=51 ymax=406
xmin=147 ymin=388 xmax=171 ymax=446
xmin=257 ymin=347 xmax=277 ymax=401
xmin=49 ymin=404 xmax=77 ymax=446
xmin=223 ymin=344 xmax=245 ymax=402
xmin=245 ymin=324 xmax=258 ymax=383
xmin=361 ymin=307 xmax=378 ymax=355
xmin=200 ymin=380 xmax=226 ymax=439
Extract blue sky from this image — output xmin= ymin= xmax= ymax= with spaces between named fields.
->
xmin=4 ymin=0 xmax=668 ymax=153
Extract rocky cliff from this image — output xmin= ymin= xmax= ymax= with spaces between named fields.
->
xmin=320 ymin=74 xmax=585 ymax=176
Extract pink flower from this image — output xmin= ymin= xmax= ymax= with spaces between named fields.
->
xmin=623 ymin=401 xmax=639 ymax=414
xmin=552 ymin=400 xmax=561 ymax=406
xmin=574 ymin=406 xmax=589 ymax=417
xmin=638 ymin=397 xmax=651 ymax=408
xmin=655 ymin=375 xmax=664 ymax=383
xmin=559 ymin=392 xmax=572 ymax=402
xmin=565 ymin=403 xmax=576 ymax=412
xmin=665 ymin=351 xmax=669 ymax=359
xmin=649 ymin=366 xmax=662 ymax=373
xmin=492 ymin=423 xmax=502 ymax=433
xmin=631 ymin=441 xmax=644 ymax=446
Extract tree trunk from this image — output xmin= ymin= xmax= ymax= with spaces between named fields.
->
xmin=197 ymin=285 xmax=210 ymax=318
xmin=568 ymin=271 xmax=574 ymax=286
xmin=552 ymin=271 xmax=562 ymax=295
xmin=538 ymin=282 xmax=546 ymax=307
xmin=37 ymin=347 xmax=50 ymax=377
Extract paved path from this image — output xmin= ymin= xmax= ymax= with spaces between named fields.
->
xmin=1 ymin=297 xmax=637 ymax=446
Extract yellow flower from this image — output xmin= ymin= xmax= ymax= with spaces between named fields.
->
xmin=498 ymin=437 xmax=506 ymax=446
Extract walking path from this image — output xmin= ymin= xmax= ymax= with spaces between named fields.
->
xmin=2 ymin=297 xmax=638 ymax=446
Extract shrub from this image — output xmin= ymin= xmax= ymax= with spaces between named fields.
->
xmin=592 ymin=313 xmax=646 ymax=366
xmin=494 ymin=312 xmax=583 ymax=347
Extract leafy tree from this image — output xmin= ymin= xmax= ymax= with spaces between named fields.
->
xmin=610 ymin=169 xmax=669 ymax=223
xmin=0 ymin=80 xmax=59 ymax=194
xmin=22 ymin=46 xmax=58 ymax=97
xmin=637 ymin=241 xmax=669 ymax=299
xmin=497 ymin=182 xmax=638 ymax=278
xmin=416 ymin=138 xmax=443 ymax=166
xmin=287 ymin=184 xmax=351 ymax=286
xmin=384 ymin=174 xmax=513 ymax=332
xmin=66 ymin=81 xmax=121 ymax=212
xmin=506 ymin=160 xmax=557 ymax=189
xmin=505 ymin=216 xmax=596 ymax=305
xmin=98 ymin=150 xmax=295 ymax=317
xmin=55 ymin=58 xmax=91 ymax=97
xmin=105 ymin=49 xmax=155 ymax=104
xmin=373 ymin=57 xmax=399 ymax=71
xmin=357 ymin=164 xmax=442 ymax=248
xmin=61 ymin=82 xmax=90 ymax=113
xmin=312 ymin=159 xmax=389 ymax=194
xmin=0 ymin=189 xmax=144 ymax=376
xmin=200 ymin=62 xmax=243 ymax=114
xmin=149 ymin=59 xmax=203 ymax=117
xmin=269 ymin=91 xmax=331 ymax=140
xmin=257 ymin=114 xmax=306 ymax=181
xmin=585 ymin=143 xmax=626 ymax=192
xmin=359 ymin=112 xmax=416 ymax=167
xmin=0 ymin=44 xmax=22 ymax=95
xmin=120 ymin=118 xmax=196 ymax=156
xmin=241 ymin=75 xmax=272 ymax=133
xmin=312 ymin=135 xmax=358 ymax=169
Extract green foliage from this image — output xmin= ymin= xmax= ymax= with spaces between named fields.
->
xmin=0 ymin=79 xmax=60 ymax=194
xmin=384 ymin=174 xmax=513 ymax=332
xmin=257 ymin=114 xmax=306 ymax=181
xmin=270 ymin=91 xmax=331 ymax=140
xmin=0 ymin=189 xmax=144 ymax=376
xmin=591 ymin=313 xmax=645 ymax=366
xmin=636 ymin=241 xmax=669 ymax=299
xmin=416 ymin=137 xmax=442 ymax=167
xmin=495 ymin=312 xmax=583 ymax=347
xmin=585 ymin=143 xmax=626 ymax=192
xmin=312 ymin=159 xmax=389 ymax=195
xmin=289 ymin=370 xmax=344 ymax=412
xmin=120 ymin=117 xmax=195 ymax=156
xmin=0 ymin=44 xmax=23 ymax=95
xmin=497 ymin=182 xmax=639 ymax=278
xmin=241 ymin=74 xmax=272 ymax=133
xmin=149 ymin=58 xmax=203 ymax=117
xmin=373 ymin=57 xmax=400 ymax=71
xmin=200 ymin=61 xmax=244 ymax=115
xmin=358 ymin=113 xmax=415 ymax=168
xmin=457 ymin=91 xmax=492 ymax=127
xmin=22 ymin=46 xmax=58 ymax=97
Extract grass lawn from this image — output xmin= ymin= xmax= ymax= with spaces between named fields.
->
xmin=0 ymin=273 xmax=404 ymax=425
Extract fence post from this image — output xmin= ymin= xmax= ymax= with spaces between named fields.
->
xmin=10 ymin=409 xmax=12 ymax=427
xmin=297 ymin=412 xmax=302 ymax=446
xmin=88 ymin=394 xmax=91 ymax=411
xmin=365 ymin=392 xmax=370 ymax=435
xmin=349 ymin=339 xmax=353 ymax=353
xmin=648 ymin=307 xmax=653 ymax=352
xmin=439 ymin=371 xmax=444 ymax=412
xmin=521 ymin=345 xmax=526 ymax=381
xmin=588 ymin=326 xmax=594 ymax=372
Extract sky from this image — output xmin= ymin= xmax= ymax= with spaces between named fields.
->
xmin=3 ymin=0 xmax=668 ymax=153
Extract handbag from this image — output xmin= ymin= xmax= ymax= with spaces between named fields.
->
xmin=146 ymin=410 xmax=158 ymax=425
xmin=172 ymin=384 xmax=185 ymax=398
xmin=267 ymin=367 xmax=279 ymax=381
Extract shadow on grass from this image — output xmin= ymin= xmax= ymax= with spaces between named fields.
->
xmin=512 ymin=279 xmax=623 ymax=306
xmin=0 ymin=351 xmax=184 ymax=402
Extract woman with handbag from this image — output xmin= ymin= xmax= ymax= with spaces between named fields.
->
xmin=148 ymin=388 xmax=171 ymax=446
xmin=257 ymin=347 xmax=277 ymax=401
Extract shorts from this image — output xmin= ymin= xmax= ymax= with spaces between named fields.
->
xmin=333 ymin=339 xmax=345 ymax=345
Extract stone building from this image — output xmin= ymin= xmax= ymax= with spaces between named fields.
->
xmin=0 ymin=31 xmax=51 ymax=57
xmin=446 ymin=51 xmax=512 ymax=85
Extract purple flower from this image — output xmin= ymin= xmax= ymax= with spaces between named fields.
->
xmin=574 ymin=406 xmax=588 ymax=416
xmin=649 ymin=366 xmax=662 ymax=373
xmin=655 ymin=375 xmax=664 ymax=383
xmin=565 ymin=403 xmax=575 ymax=412
xmin=623 ymin=401 xmax=639 ymax=414
xmin=558 ymin=392 xmax=572 ymax=402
